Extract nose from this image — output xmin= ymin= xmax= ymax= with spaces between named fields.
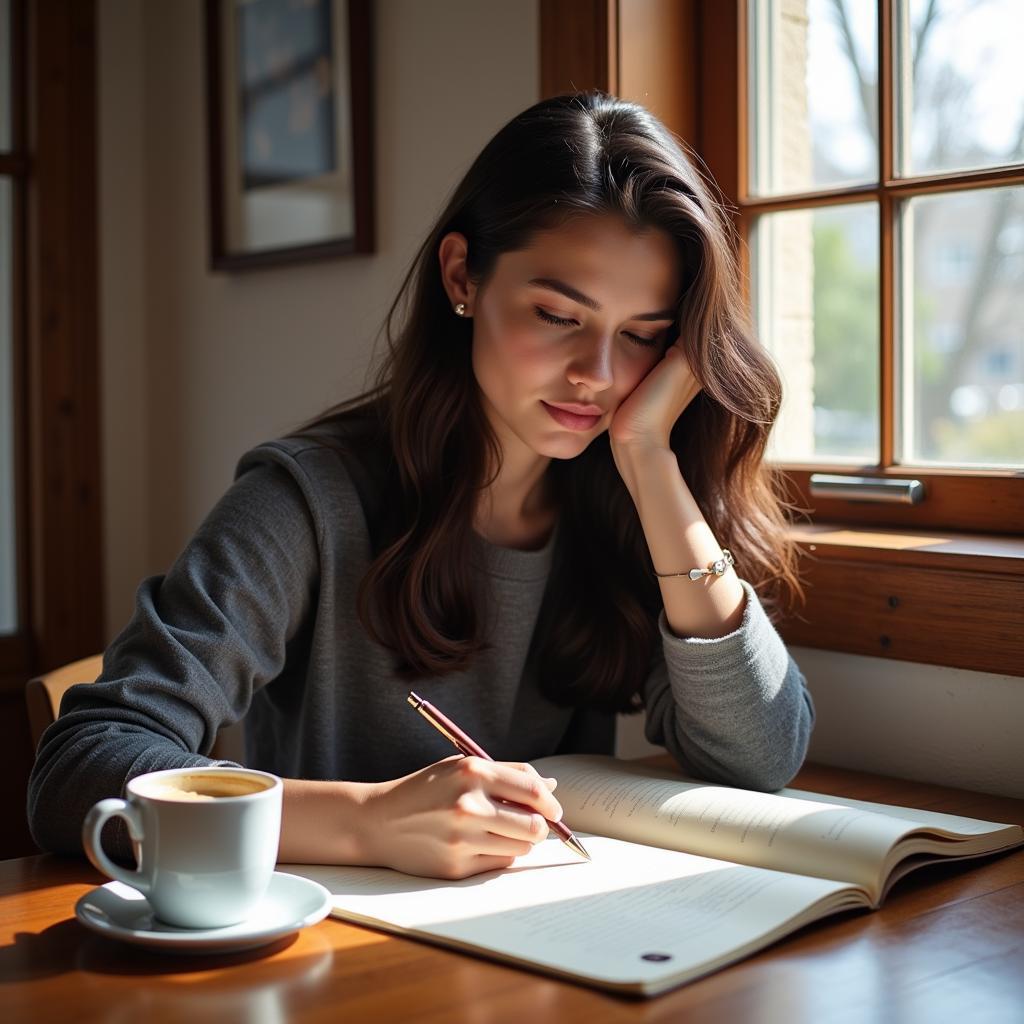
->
xmin=567 ymin=334 xmax=614 ymax=392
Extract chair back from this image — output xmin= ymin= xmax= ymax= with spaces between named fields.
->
xmin=25 ymin=654 xmax=245 ymax=761
xmin=25 ymin=654 xmax=104 ymax=750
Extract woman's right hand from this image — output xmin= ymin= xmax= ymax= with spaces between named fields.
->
xmin=359 ymin=755 xmax=563 ymax=879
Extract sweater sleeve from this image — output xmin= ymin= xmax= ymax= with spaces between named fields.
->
xmin=641 ymin=579 xmax=814 ymax=791
xmin=26 ymin=454 xmax=320 ymax=856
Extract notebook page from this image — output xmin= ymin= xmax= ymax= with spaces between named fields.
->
xmin=284 ymin=835 xmax=858 ymax=991
xmin=533 ymin=755 xmax=924 ymax=892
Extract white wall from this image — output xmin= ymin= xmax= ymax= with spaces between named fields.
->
xmin=99 ymin=0 xmax=149 ymax=650
xmin=794 ymin=647 xmax=1023 ymax=797
xmin=616 ymin=647 xmax=1024 ymax=798
xmin=98 ymin=0 xmax=1023 ymax=800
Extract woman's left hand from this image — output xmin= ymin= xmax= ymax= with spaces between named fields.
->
xmin=608 ymin=342 xmax=702 ymax=453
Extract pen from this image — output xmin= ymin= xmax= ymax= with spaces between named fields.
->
xmin=407 ymin=691 xmax=591 ymax=861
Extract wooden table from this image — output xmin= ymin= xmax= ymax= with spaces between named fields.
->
xmin=3 ymin=764 xmax=1023 ymax=1023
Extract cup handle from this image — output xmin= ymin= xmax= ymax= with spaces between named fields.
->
xmin=82 ymin=798 xmax=151 ymax=896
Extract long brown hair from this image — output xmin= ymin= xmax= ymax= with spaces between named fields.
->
xmin=299 ymin=92 xmax=802 ymax=712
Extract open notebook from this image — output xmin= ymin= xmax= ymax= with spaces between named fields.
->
xmin=282 ymin=755 xmax=1023 ymax=997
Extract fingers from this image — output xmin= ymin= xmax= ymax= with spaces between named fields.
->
xmin=463 ymin=827 xmax=536 ymax=858
xmin=456 ymin=758 xmax=563 ymax=823
xmin=468 ymin=855 xmax=518 ymax=876
xmin=506 ymin=761 xmax=558 ymax=790
xmin=480 ymin=799 xmax=551 ymax=844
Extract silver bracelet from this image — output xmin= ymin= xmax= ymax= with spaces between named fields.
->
xmin=653 ymin=548 xmax=734 ymax=581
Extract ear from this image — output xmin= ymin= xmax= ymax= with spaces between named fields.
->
xmin=437 ymin=232 xmax=479 ymax=315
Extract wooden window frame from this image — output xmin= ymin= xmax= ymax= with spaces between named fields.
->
xmin=0 ymin=0 xmax=103 ymax=857
xmin=0 ymin=0 xmax=103 ymax=698
xmin=700 ymin=2 xmax=1023 ymax=537
xmin=540 ymin=0 xmax=1023 ymax=678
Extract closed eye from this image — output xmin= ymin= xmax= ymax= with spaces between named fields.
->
xmin=532 ymin=307 xmax=662 ymax=349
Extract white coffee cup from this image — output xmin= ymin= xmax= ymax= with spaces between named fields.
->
xmin=82 ymin=766 xmax=283 ymax=929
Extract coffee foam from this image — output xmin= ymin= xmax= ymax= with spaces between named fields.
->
xmin=135 ymin=771 xmax=273 ymax=802
xmin=143 ymin=784 xmax=217 ymax=802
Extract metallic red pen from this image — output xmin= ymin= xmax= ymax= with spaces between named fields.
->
xmin=407 ymin=691 xmax=590 ymax=861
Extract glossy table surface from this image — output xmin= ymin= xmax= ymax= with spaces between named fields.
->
xmin=3 ymin=763 xmax=1023 ymax=1024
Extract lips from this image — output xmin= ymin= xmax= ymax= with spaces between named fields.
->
xmin=541 ymin=401 xmax=603 ymax=432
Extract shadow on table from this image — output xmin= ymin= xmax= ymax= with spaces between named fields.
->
xmin=0 ymin=916 xmax=304 ymax=982
xmin=1 ymin=919 xmax=339 ymax=1024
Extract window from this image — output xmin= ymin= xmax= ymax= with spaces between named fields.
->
xmin=734 ymin=0 xmax=1023 ymax=533
xmin=694 ymin=0 xmax=1023 ymax=676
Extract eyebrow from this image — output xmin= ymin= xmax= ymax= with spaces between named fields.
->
xmin=528 ymin=277 xmax=677 ymax=321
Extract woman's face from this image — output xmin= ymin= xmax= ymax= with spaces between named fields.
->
xmin=464 ymin=213 xmax=682 ymax=462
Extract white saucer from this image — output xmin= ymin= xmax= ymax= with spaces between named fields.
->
xmin=75 ymin=871 xmax=332 ymax=954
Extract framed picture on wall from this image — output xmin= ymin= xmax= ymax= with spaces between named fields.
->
xmin=204 ymin=0 xmax=373 ymax=270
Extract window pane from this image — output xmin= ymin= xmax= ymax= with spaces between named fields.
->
xmin=0 ymin=0 xmax=9 ymax=150
xmin=0 ymin=178 xmax=16 ymax=633
xmin=900 ymin=0 xmax=1024 ymax=177
xmin=748 ymin=0 xmax=877 ymax=197
xmin=902 ymin=186 xmax=1024 ymax=468
xmin=754 ymin=203 xmax=880 ymax=462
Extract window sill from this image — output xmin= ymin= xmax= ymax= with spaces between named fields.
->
xmin=777 ymin=523 xmax=1024 ymax=678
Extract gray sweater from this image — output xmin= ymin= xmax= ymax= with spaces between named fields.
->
xmin=27 ymin=431 xmax=814 ymax=856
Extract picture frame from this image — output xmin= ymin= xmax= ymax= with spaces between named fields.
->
xmin=204 ymin=0 xmax=373 ymax=271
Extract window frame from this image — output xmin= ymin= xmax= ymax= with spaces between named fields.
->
xmin=0 ymin=0 xmax=104 ymax=695
xmin=700 ymin=0 xmax=1024 ymax=536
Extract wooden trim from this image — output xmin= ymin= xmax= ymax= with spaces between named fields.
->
xmin=878 ymin=0 xmax=894 ymax=468
xmin=4 ymin=160 xmax=30 ymax=672
xmin=779 ymin=549 xmax=1024 ymax=678
xmin=735 ymin=2 xmax=749 ymax=207
xmin=0 ymin=635 xmax=32 ymax=683
xmin=617 ymin=0 xmax=697 ymax=142
xmin=0 ymin=153 xmax=29 ymax=174
xmin=26 ymin=0 xmax=104 ymax=673
xmin=779 ymin=524 xmax=1024 ymax=677
xmin=739 ymin=184 xmax=879 ymax=213
xmin=13 ymin=0 xmax=28 ymax=663
xmin=783 ymin=467 xmax=1023 ymax=535
xmin=738 ymin=169 xmax=1024 ymax=214
xmin=696 ymin=1 xmax=749 ymax=300
xmin=696 ymin=2 xmax=742 ymax=218
xmin=786 ymin=523 xmax=1024 ymax=575
xmin=539 ymin=0 xmax=700 ymax=144
xmin=879 ymin=192 xmax=895 ymax=466
xmin=606 ymin=0 xmax=619 ymax=95
xmin=539 ymin=0 xmax=616 ymax=98
xmin=878 ymin=165 xmax=1024 ymax=195
xmin=11 ymin=0 xmax=25 ymax=152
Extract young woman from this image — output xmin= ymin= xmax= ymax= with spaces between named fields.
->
xmin=28 ymin=92 xmax=813 ymax=879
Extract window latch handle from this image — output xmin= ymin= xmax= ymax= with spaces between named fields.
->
xmin=809 ymin=474 xmax=926 ymax=505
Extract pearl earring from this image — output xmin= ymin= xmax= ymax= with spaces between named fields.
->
xmin=454 ymin=303 xmax=467 ymax=316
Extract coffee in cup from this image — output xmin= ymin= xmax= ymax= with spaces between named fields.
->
xmin=82 ymin=766 xmax=283 ymax=929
